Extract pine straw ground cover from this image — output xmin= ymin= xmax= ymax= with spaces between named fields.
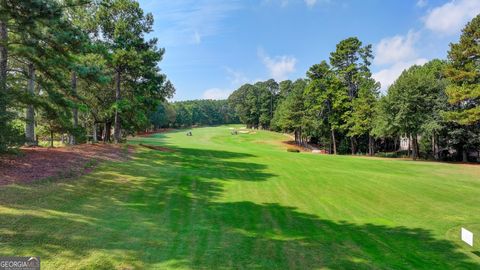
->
xmin=0 ymin=144 xmax=132 ymax=185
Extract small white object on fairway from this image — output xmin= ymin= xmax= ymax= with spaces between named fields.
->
xmin=461 ymin=227 xmax=473 ymax=246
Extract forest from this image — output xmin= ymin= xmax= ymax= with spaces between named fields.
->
xmin=227 ymin=17 xmax=480 ymax=162
xmin=149 ymin=99 xmax=239 ymax=129
xmin=1 ymin=1 xmax=479 ymax=162
xmin=0 ymin=0 xmax=175 ymax=148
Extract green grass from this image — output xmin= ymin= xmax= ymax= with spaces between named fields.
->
xmin=1 ymin=125 xmax=479 ymax=269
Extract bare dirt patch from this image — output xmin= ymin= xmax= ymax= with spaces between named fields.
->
xmin=283 ymin=141 xmax=311 ymax=152
xmin=0 ymin=144 xmax=133 ymax=185
xmin=139 ymin=144 xmax=175 ymax=152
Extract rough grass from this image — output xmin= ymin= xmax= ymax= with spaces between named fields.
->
xmin=0 ymin=125 xmax=479 ymax=269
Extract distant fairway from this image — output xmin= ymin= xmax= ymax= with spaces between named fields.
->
xmin=0 ymin=126 xmax=479 ymax=269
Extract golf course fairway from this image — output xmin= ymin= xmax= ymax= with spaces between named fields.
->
xmin=0 ymin=126 xmax=479 ymax=269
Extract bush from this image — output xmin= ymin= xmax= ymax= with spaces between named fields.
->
xmin=287 ymin=148 xmax=300 ymax=153
xmin=375 ymin=150 xmax=409 ymax=158
xmin=0 ymin=119 xmax=25 ymax=153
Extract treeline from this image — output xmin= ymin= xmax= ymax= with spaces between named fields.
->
xmin=228 ymin=16 xmax=480 ymax=162
xmin=0 ymin=0 xmax=174 ymax=151
xmin=149 ymin=99 xmax=239 ymax=129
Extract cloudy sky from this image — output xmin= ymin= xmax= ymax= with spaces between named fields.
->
xmin=137 ymin=0 xmax=480 ymax=100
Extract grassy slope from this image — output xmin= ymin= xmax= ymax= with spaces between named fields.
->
xmin=0 ymin=125 xmax=479 ymax=269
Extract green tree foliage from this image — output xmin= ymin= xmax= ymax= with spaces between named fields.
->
xmin=94 ymin=0 xmax=168 ymax=142
xmin=228 ymin=79 xmax=279 ymax=129
xmin=444 ymin=14 xmax=480 ymax=125
xmin=229 ymin=27 xmax=479 ymax=161
xmin=271 ymin=79 xmax=307 ymax=144
xmin=385 ymin=60 xmax=447 ymax=160
xmin=303 ymin=61 xmax=347 ymax=154
xmin=0 ymin=0 xmax=172 ymax=151
xmin=149 ymin=101 xmax=176 ymax=129
xmin=0 ymin=0 xmax=87 ymax=150
xmin=329 ymin=37 xmax=374 ymax=154
xmin=372 ymin=95 xmax=398 ymax=145
xmin=171 ymin=99 xmax=239 ymax=128
xmin=345 ymin=78 xmax=380 ymax=155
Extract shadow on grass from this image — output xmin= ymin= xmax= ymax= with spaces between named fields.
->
xmin=0 ymin=144 xmax=478 ymax=269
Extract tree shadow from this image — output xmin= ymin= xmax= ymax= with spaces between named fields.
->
xmin=0 ymin=145 xmax=478 ymax=269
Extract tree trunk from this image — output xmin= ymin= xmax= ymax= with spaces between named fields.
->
xmin=103 ymin=123 xmax=107 ymax=143
xmin=105 ymin=122 xmax=111 ymax=142
xmin=0 ymin=20 xmax=7 ymax=103
xmin=462 ymin=149 xmax=468 ymax=162
xmin=92 ymin=123 xmax=98 ymax=143
xmin=98 ymin=123 xmax=103 ymax=142
xmin=270 ymin=93 xmax=273 ymax=119
xmin=368 ymin=135 xmax=374 ymax=156
xmin=393 ymin=137 xmax=398 ymax=152
xmin=25 ymin=63 xmax=36 ymax=145
xmin=407 ymin=135 xmax=411 ymax=157
xmin=70 ymin=71 xmax=78 ymax=144
xmin=329 ymin=138 xmax=332 ymax=154
xmin=0 ymin=21 xmax=7 ymax=147
xmin=113 ymin=70 xmax=121 ymax=143
xmin=432 ymin=134 xmax=437 ymax=160
xmin=411 ymin=134 xmax=418 ymax=160
xmin=50 ymin=131 xmax=54 ymax=148
xmin=331 ymin=129 xmax=337 ymax=155
xmin=299 ymin=128 xmax=302 ymax=146
xmin=350 ymin=136 xmax=356 ymax=155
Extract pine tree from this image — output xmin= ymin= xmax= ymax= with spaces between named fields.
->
xmin=444 ymin=14 xmax=480 ymax=125
xmin=329 ymin=37 xmax=373 ymax=154
xmin=304 ymin=61 xmax=348 ymax=154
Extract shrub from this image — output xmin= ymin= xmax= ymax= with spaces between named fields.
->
xmin=375 ymin=150 xmax=409 ymax=158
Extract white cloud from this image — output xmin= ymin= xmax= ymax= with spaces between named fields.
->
xmin=424 ymin=0 xmax=480 ymax=35
xmin=144 ymin=0 xmax=241 ymax=46
xmin=373 ymin=58 xmax=428 ymax=92
xmin=202 ymin=88 xmax=232 ymax=100
xmin=226 ymin=68 xmax=249 ymax=86
xmin=374 ymin=31 xmax=419 ymax=66
xmin=258 ymin=49 xmax=297 ymax=81
xmin=193 ymin=30 xmax=201 ymax=44
xmin=416 ymin=0 xmax=428 ymax=8
xmin=305 ymin=0 xmax=318 ymax=8
xmin=373 ymin=29 xmax=428 ymax=92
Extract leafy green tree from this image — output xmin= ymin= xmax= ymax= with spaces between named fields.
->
xmin=0 ymin=0 xmax=85 ymax=150
xmin=173 ymin=103 xmax=192 ymax=127
xmin=149 ymin=102 xmax=176 ymax=129
xmin=229 ymin=84 xmax=259 ymax=128
xmin=344 ymin=78 xmax=380 ymax=155
xmin=329 ymin=37 xmax=373 ymax=154
xmin=304 ymin=61 xmax=348 ymax=154
xmin=94 ymin=0 xmax=163 ymax=142
xmin=372 ymin=95 xmax=400 ymax=151
xmin=228 ymin=79 xmax=279 ymax=130
xmin=387 ymin=60 xmax=446 ymax=160
xmin=444 ymin=14 xmax=480 ymax=125
xmin=170 ymin=99 xmax=238 ymax=127
xmin=272 ymin=79 xmax=307 ymax=144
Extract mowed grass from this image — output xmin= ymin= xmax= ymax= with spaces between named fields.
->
xmin=0 ymin=126 xmax=479 ymax=269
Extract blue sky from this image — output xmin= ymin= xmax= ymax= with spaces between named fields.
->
xmin=137 ymin=0 xmax=480 ymax=101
